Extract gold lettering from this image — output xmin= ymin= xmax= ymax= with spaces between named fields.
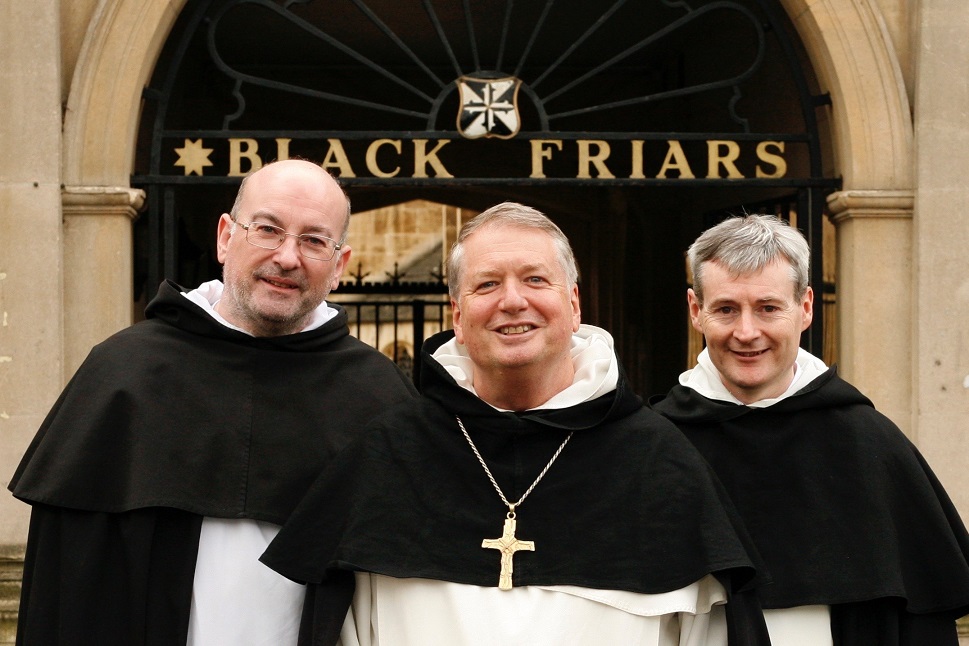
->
xmin=577 ymin=140 xmax=615 ymax=179
xmin=321 ymin=139 xmax=356 ymax=178
xmin=755 ymin=141 xmax=787 ymax=178
xmin=630 ymin=141 xmax=645 ymax=179
xmin=228 ymin=138 xmax=263 ymax=176
xmin=366 ymin=139 xmax=402 ymax=178
xmin=413 ymin=139 xmax=453 ymax=178
xmin=707 ymin=140 xmax=743 ymax=178
xmin=656 ymin=141 xmax=695 ymax=178
xmin=530 ymin=140 xmax=563 ymax=178
xmin=275 ymin=138 xmax=292 ymax=161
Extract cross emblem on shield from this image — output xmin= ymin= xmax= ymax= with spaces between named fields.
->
xmin=457 ymin=76 xmax=522 ymax=139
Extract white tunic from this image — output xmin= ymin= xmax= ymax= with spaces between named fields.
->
xmin=187 ymin=518 xmax=302 ymax=645
xmin=340 ymin=574 xmax=729 ymax=646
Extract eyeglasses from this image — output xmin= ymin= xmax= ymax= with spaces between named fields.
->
xmin=237 ymin=221 xmax=343 ymax=261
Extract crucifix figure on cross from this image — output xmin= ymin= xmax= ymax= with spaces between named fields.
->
xmin=481 ymin=511 xmax=535 ymax=590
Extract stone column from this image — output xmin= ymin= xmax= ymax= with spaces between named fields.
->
xmin=61 ymin=187 xmax=145 ymax=379
xmin=826 ymin=190 xmax=914 ymax=434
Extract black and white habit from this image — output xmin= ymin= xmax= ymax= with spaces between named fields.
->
xmin=9 ymin=279 xmax=418 ymax=645
xmin=652 ymin=347 xmax=969 ymax=646
xmin=261 ymin=326 xmax=772 ymax=646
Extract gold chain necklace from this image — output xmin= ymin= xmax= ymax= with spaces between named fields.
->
xmin=456 ymin=416 xmax=573 ymax=590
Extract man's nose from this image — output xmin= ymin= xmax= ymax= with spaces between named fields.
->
xmin=272 ymin=235 xmax=302 ymax=269
xmin=499 ymin=282 xmax=528 ymax=310
xmin=732 ymin=309 xmax=761 ymax=342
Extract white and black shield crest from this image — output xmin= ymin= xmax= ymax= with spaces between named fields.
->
xmin=457 ymin=76 xmax=522 ymax=139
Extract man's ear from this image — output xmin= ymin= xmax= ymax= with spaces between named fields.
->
xmin=327 ymin=245 xmax=352 ymax=292
xmin=216 ymin=214 xmax=233 ymax=264
xmin=800 ymin=285 xmax=815 ymax=331
xmin=451 ymin=297 xmax=464 ymax=344
xmin=687 ymin=289 xmax=704 ymax=333
xmin=570 ymin=283 xmax=581 ymax=332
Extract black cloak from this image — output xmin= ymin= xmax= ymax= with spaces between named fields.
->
xmin=9 ymin=280 xmax=418 ymax=645
xmin=651 ymin=367 xmax=969 ymax=645
xmin=261 ymin=330 xmax=771 ymax=646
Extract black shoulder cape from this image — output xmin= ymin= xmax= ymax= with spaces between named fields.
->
xmin=652 ymin=368 xmax=969 ymax=642
xmin=262 ymin=330 xmax=771 ymax=645
xmin=9 ymin=281 xmax=418 ymax=645
xmin=10 ymin=280 xmax=418 ymax=524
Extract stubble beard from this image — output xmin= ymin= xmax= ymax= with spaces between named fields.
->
xmin=222 ymin=269 xmax=325 ymax=337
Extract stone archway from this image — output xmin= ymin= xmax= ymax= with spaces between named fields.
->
xmin=63 ymin=0 xmax=913 ymax=422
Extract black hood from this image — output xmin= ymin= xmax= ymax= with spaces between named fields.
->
xmin=11 ymin=280 xmax=418 ymax=524
xmin=652 ymin=368 xmax=969 ymax=615
xmin=262 ymin=328 xmax=764 ymax=599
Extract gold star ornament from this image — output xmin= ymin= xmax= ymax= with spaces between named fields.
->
xmin=174 ymin=139 xmax=214 ymax=176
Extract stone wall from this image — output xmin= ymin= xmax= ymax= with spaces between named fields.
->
xmin=345 ymin=200 xmax=466 ymax=284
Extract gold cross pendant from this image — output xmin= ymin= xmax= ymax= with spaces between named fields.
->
xmin=481 ymin=512 xmax=535 ymax=590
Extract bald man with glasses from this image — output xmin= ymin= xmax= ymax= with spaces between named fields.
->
xmin=10 ymin=159 xmax=417 ymax=645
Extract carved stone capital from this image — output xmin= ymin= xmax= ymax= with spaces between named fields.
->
xmin=826 ymin=189 xmax=915 ymax=223
xmin=61 ymin=185 xmax=146 ymax=220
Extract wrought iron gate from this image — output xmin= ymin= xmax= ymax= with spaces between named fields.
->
xmin=330 ymin=277 xmax=451 ymax=384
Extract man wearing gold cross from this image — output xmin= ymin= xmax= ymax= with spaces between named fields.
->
xmin=262 ymin=202 xmax=771 ymax=645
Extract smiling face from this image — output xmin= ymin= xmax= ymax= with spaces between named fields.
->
xmin=452 ymin=223 xmax=581 ymax=406
xmin=689 ymin=259 xmax=813 ymax=404
xmin=216 ymin=160 xmax=351 ymax=337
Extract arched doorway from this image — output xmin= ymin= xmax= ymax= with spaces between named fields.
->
xmin=130 ymin=0 xmax=839 ymax=394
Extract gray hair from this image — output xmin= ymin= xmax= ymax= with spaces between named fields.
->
xmin=229 ymin=160 xmax=352 ymax=245
xmin=688 ymin=214 xmax=810 ymax=304
xmin=447 ymin=202 xmax=579 ymax=300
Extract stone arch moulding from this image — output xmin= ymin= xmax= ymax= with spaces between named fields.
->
xmin=62 ymin=0 xmax=189 ymax=186
xmin=778 ymin=0 xmax=913 ymax=190
xmin=64 ymin=0 xmax=911 ymax=192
